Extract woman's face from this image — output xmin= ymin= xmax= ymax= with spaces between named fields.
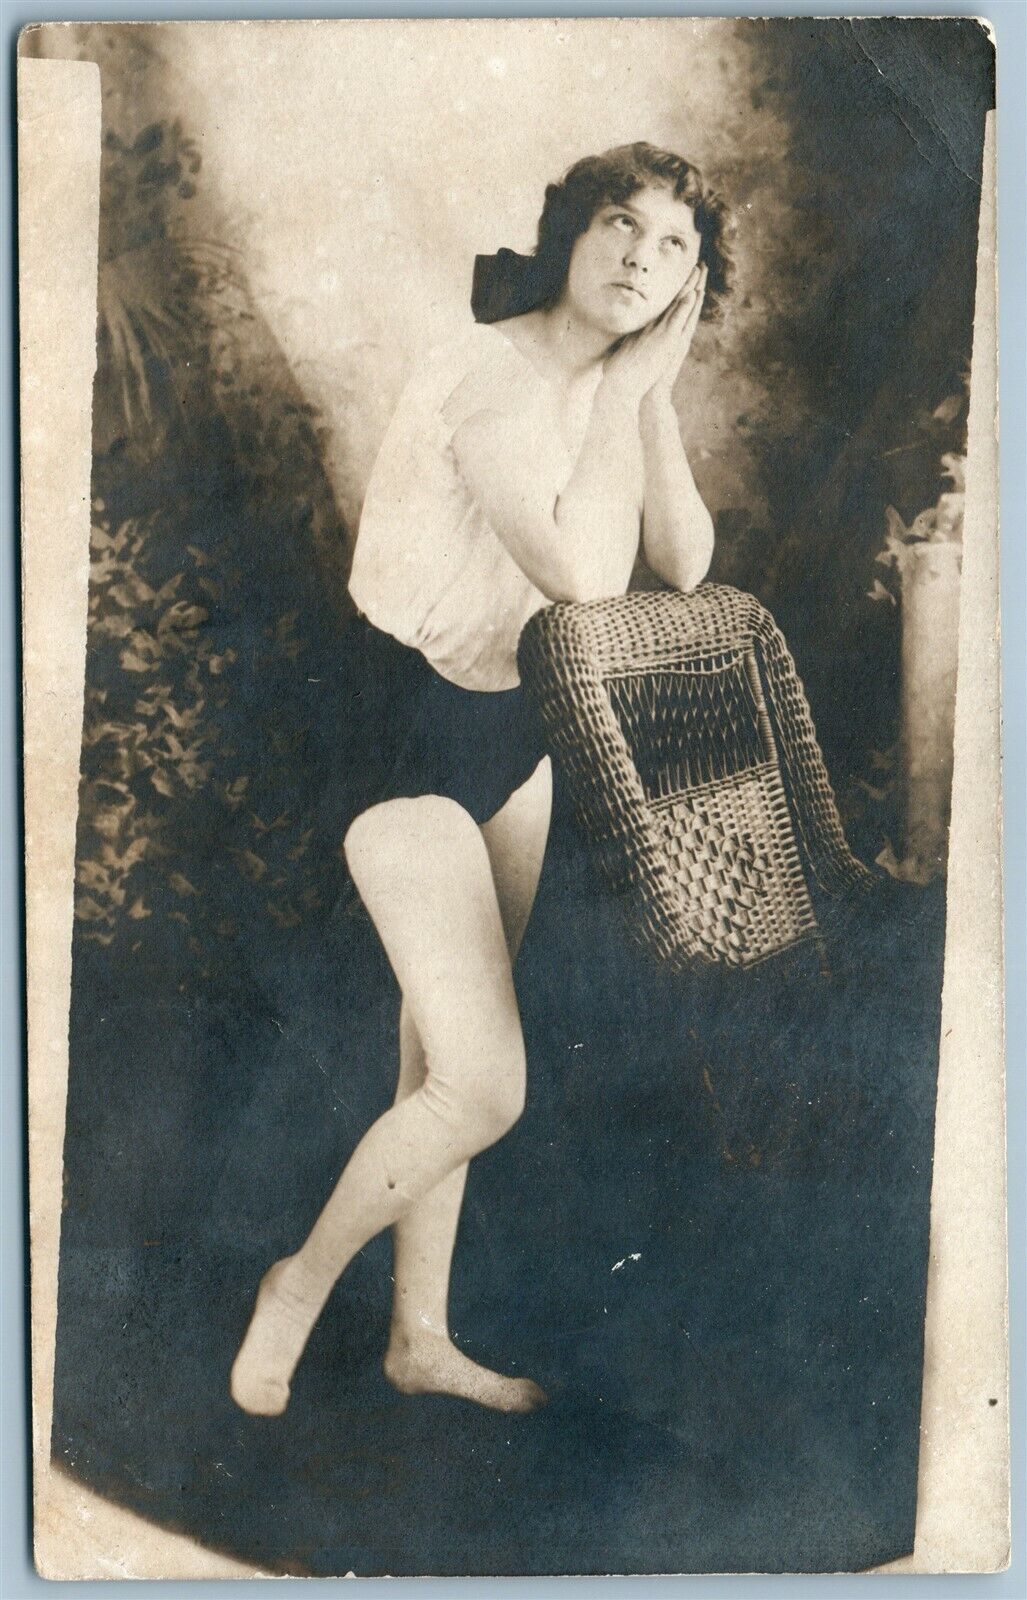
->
xmin=561 ymin=184 xmax=702 ymax=338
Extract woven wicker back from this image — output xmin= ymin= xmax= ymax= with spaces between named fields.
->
xmin=518 ymin=585 xmax=874 ymax=972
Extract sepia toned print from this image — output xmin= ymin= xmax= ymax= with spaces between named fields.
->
xmin=19 ymin=18 xmax=1006 ymax=1578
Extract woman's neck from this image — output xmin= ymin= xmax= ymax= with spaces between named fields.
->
xmin=510 ymin=305 xmax=612 ymax=389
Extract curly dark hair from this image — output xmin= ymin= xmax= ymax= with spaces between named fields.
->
xmin=473 ymin=142 xmax=732 ymax=325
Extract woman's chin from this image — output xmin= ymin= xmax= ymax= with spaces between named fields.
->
xmin=591 ymin=304 xmax=650 ymax=341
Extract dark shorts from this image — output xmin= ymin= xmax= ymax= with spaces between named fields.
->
xmin=345 ymin=617 xmax=548 ymax=828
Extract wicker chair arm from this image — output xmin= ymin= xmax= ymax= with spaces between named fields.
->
xmin=747 ymin=607 xmax=877 ymax=896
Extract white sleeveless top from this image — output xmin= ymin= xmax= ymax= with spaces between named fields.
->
xmin=348 ymin=322 xmax=602 ymax=692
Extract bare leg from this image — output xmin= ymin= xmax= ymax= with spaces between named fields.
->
xmin=380 ymin=1010 xmax=542 ymax=1410
xmin=230 ymin=794 xmax=539 ymax=1416
xmin=383 ymin=759 xmax=553 ymax=1404
xmin=388 ymin=1005 xmax=469 ymax=1344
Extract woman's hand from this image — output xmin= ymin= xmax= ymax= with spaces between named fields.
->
xmin=601 ymin=264 xmax=707 ymax=411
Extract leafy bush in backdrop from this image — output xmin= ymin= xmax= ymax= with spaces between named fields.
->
xmin=78 ymin=118 xmax=355 ymax=966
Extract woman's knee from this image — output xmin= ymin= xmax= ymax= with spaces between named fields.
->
xmin=343 ymin=796 xmax=487 ymax=889
xmin=424 ymin=1030 xmax=527 ymax=1150
xmin=477 ymin=1043 xmax=528 ymax=1141
xmin=341 ymin=799 xmax=402 ymax=879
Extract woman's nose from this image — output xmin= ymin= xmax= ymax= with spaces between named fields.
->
xmin=622 ymin=241 xmax=649 ymax=273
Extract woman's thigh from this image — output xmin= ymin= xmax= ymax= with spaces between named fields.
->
xmin=344 ymin=796 xmax=525 ymax=1106
xmin=390 ymin=763 xmax=552 ymax=1105
xmin=479 ymin=757 xmax=553 ymax=959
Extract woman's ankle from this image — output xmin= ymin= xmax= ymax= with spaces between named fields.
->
xmin=387 ymin=1316 xmax=450 ymax=1353
xmin=275 ymin=1250 xmax=334 ymax=1318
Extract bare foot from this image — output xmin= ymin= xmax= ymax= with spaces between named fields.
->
xmin=383 ymin=1330 xmax=548 ymax=1413
xmin=229 ymin=1257 xmax=319 ymax=1416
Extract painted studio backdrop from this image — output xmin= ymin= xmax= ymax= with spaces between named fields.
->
xmin=27 ymin=18 xmax=993 ymax=1577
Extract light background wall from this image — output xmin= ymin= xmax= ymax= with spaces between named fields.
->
xmin=159 ymin=19 xmax=792 ymax=537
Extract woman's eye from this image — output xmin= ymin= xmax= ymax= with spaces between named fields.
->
xmin=664 ymin=236 xmax=685 ymax=251
xmin=610 ymin=213 xmax=635 ymax=231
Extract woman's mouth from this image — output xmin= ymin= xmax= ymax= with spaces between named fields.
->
xmin=610 ymin=281 xmax=646 ymax=300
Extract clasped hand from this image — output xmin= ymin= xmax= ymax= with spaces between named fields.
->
xmin=602 ymin=263 xmax=707 ymax=410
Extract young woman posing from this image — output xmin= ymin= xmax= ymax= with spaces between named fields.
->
xmin=231 ymin=142 xmax=731 ymax=1417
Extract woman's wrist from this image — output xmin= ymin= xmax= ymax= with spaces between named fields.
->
xmin=639 ymin=388 xmax=683 ymax=446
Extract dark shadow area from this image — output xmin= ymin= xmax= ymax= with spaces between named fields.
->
xmin=710 ymin=19 xmax=993 ymax=807
xmin=53 ymin=791 xmax=944 ymax=1575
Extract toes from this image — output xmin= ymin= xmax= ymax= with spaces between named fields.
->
xmin=230 ymin=1368 xmax=290 ymax=1417
xmin=229 ymin=1262 xmax=310 ymax=1417
xmin=383 ymin=1339 xmax=548 ymax=1414
xmin=511 ymin=1379 xmax=549 ymax=1413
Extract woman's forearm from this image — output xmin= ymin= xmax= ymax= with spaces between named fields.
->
xmin=451 ymin=377 xmax=643 ymax=605
xmin=638 ymin=391 xmax=714 ymax=591
xmin=551 ymin=380 xmax=643 ymax=601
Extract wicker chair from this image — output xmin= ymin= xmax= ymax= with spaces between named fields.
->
xmin=517 ymin=584 xmax=876 ymax=973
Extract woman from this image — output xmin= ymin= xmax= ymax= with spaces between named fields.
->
xmin=231 ymin=142 xmax=731 ymax=1417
